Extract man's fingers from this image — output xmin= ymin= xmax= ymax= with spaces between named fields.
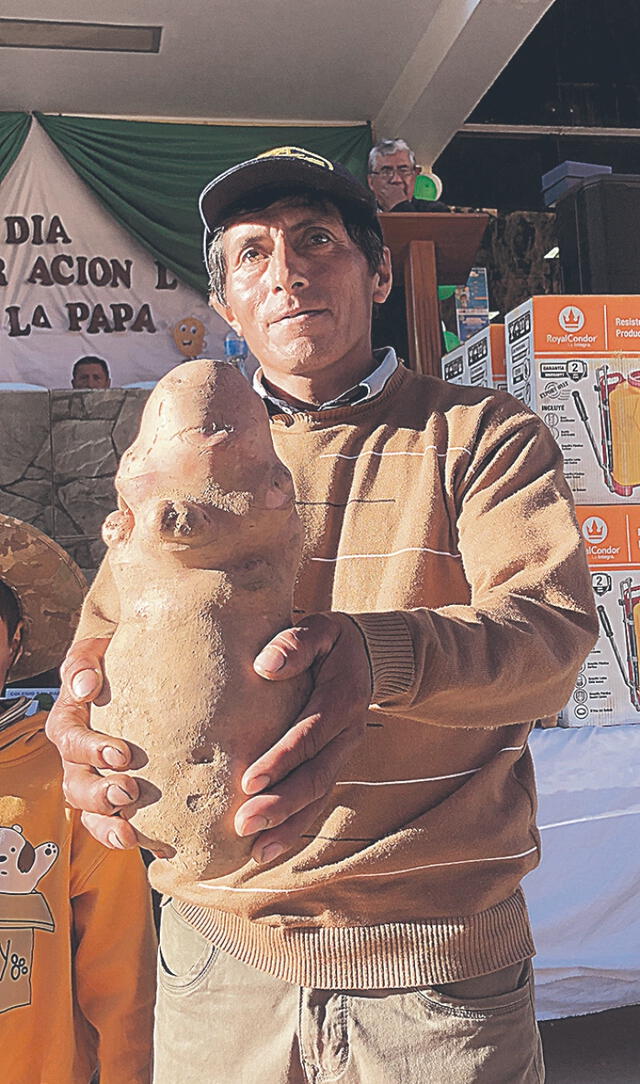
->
xmin=70 ymin=667 xmax=102 ymax=702
xmin=63 ymin=761 xmax=139 ymax=815
xmin=81 ymin=811 xmax=139 ymax=850
xmin=242 ymin=697 xmax=339 ymax=796
xmin=236 ymin=728 xmax=353 ymax=840
xmin=59 ymin=636 xmax=110 ymax=702
xmin=247 ymin=613 xmax=370 ymax=795
xmin=49 ymin=711 xmax=132 ymax=773
xmin=244 ymin=611 xmax=371 ymax=861
xmin=46 ymin=692 xmax=132 ymax=772
xmin=248 ymin=798 xmax=328 ymax=865
xmin=253 ymin=614 xmax=337 ymax=682
xmin=49 ymin=635 xmax=132 ymax=772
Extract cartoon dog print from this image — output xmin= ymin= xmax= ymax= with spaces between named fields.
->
xmin=0 ymin=826 xmax=58 ymax=894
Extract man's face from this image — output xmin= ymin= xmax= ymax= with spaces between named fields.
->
xmin=367 ymin=150 xmax=419 ymax=211
xmin=213 ymin=199 xmax=391 ymax=385
xmin=72 ymin=362 xmax=110 ymax=389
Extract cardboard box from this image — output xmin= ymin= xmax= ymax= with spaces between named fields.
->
xmin=467 ymin=323 xmax=506 ymax=390
xmin=0 ymin=890 xmax=54 ymax=1013
xmin=505 ymin=295 xmax=640 ymax=503
xmin=441 ymin=324 xmax=504 ymax=390
xmin=559 ymin=505 xmax=640 ymax=727
xmin=541 ymin=160 xmax=611 ymax=208
xmin=441 ymin=342 xmax=466 ymax=385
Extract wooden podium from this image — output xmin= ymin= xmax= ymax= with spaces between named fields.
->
xmin=379 ymin=212 xmax=489 ymax=377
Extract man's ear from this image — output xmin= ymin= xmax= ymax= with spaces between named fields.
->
xmin=208 ymin=293 xmax=243 ymax=336
xmin=9 ymin=620 xmax=24 ymax=674
xmin=372 ymin=247 xmax=393 ymax=305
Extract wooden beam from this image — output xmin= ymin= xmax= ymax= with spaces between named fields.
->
xmin=404 ymin=240 xmax=441 ymax=377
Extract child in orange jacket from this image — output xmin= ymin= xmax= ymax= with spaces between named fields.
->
xmin=0 ymin=515 xmax=156 ymax=1084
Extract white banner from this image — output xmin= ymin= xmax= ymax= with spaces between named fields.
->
xmin=0 ymin=124 xmax=232 ymax=389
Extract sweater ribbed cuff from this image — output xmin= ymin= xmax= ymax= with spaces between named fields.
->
xmin=348 ymin=611 xmax=415 ymax=703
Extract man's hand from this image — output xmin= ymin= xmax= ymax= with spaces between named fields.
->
xmin=46 ymin=637 xmax=144 ymax=851
xmin=47 ymin=615 xmax=373 ymax=865
xmin=235 ymin=613 xmax=373 ymax=865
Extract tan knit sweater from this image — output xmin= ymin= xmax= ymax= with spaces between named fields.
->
xmin=77 ymin=365 xmax=597 ymax=988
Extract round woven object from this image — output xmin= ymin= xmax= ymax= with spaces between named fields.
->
xmin=0 ymin=515 xmax=87 ymax=683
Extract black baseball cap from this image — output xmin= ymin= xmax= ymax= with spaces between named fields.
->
xmin=199 ymin=145 xmax=381 ymax=255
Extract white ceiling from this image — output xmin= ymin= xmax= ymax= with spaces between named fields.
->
xmin=0 ymin=0 xmax=557 ymax=164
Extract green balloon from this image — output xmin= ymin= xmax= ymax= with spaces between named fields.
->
xmin=414 ymin=174 xmax=439 ymax=201
xmin=438 ymin=285 xmax=457 ymax=301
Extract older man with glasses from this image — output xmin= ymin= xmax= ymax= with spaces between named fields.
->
xmin=367 ymin=137 xmax=449 ymax=213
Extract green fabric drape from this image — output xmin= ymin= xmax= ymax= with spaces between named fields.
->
xmin=0 ymin=112 xmax=31 ymax=185
xmin=35 ymin=113 xmax=372 ymax=295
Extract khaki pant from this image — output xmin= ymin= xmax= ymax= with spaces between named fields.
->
xmin=154 ymin=901 xmax=544 ymax=1084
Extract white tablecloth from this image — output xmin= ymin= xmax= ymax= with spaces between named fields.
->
xmin=527 ymin=725 xmax=640 ymax=1019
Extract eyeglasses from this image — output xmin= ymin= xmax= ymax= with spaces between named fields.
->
xmin=369 ymin=165 xmax=417 ymax=178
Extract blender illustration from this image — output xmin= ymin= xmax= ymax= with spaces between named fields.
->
xmin=573 ymin=364 xmax=640 ymax=496
xmin=597 ymin=578 xmax=640 ymax=713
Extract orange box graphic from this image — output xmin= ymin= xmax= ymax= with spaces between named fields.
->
xmin=506 ymin=296 xmax=640 ymax=503
xmin=530 ymin=296 xmax=608 ymax=355
xmin=605 ymin=298 xmax=640 ymax=352
xmin=579 ymin=505 xmax=640 ymax=566
xmin=560 ymin=506 xmax=640 ymax=726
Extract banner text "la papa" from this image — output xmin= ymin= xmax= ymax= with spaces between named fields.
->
xmin=1 ymin=214 xmax=181 ymax=336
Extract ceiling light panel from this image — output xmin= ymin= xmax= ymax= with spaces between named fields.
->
xmin=0 ymin=19 xmax=161 ymax=53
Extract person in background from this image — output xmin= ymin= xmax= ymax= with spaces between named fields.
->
xmin=368 ymin=138 xmax=450 ymax=356
xmin=71 ymin=356 xmax=111 ymax=389
xmin=0 ymin=515 xmax=156 ymax=1084
xmin=367 ymin=137 xmax=450 ymax=213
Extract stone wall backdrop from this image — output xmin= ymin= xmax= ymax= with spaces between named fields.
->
xmin=1 ymin=388 xmax=150 ymax=584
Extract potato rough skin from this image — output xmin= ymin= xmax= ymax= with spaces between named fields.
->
xmin=91 ymin=360 xmax=311 ymax=880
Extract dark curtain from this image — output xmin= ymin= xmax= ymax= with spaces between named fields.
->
xmin=0 ymin=112 xmax=31 ymax=185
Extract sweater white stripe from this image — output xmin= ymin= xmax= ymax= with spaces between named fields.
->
xmin=319 ymin=446 xmax=473 ymax=460
xmin=194 ymin=745 xmax=532 ymax=897
xmin=337 ymin=746 xmax=526 ymax=787
xmin=539 ymin=807 xmax=640 ymax=831
xmin=338 ymin=771 xmax=478 ymax=785
xmin=312 ymin=545 xmax=461 ymax=562
xmin=197 ymin=846 xmax=538 ymax=895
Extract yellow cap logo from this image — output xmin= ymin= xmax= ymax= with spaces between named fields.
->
xmin=257 ymin=146 xmax=334 ymax=171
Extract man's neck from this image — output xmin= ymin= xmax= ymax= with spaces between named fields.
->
xmin=255 ymin=348 xmax=398 ymax=416
xmin=260 ymin=355 xmax=378 ymax=409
